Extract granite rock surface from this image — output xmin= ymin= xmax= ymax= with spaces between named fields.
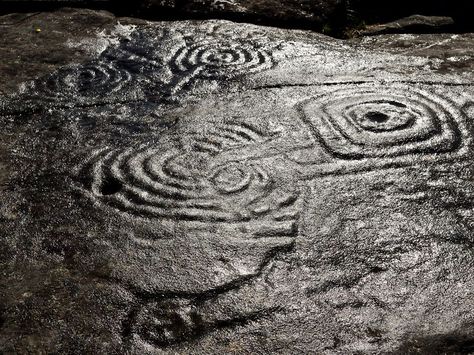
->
xmin=0 ymin=8 xmax=474 ymax=354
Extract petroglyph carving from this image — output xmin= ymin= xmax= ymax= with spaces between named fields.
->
xmin=28 ymin=61 xmax=133 ymax=102
xmin=289 ymin=84 xmax=470 ymax=177
xmin=76 ymin=122 xmax=299 ymax=237
xmin=171 ymin=40 xmax=273 ymax=79
xmin=300 ymin=85 xmax=465 ymax=159
xmin=131 ymin=299 xmax=203 ymax=347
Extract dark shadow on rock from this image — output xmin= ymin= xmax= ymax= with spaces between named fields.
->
xmin=394 ymin=329 xmax=474 ymax=355
xmin=0 ymin=1 xmax=139 ymax=16
xmin=0 ymin=0 xmax=347 ymax=35
xmin=360 ymin=15 xmax=455 ymax=36
xmin=3 ymin=0 xmax=474 ymax=37
xmin=347 ymin=0 xmax=474 ymax=34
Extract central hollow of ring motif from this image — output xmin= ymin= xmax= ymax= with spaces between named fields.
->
xmin=346 ymin=100 xmax=417 ymax=133
xmin=210 ymin=163 xmax=252 ymax=194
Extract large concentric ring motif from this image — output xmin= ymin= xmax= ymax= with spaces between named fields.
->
xmin=171 ymin=40 xmax=273 ymax=79
xmin=300 ymin=85 xmax=465 ymax=160
xmin=77 ymin=122 xmax=299 ymax=235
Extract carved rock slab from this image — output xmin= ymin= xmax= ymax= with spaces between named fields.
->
xmin=0 ymin=9 xmax=473 ymax=354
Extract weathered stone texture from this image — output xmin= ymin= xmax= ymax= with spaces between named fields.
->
xmin=0 ymin=8 xmax=473 ymax=354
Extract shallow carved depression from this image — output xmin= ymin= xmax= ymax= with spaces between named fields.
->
xmin=301 ymin=85 xmax=466 ymax=160
xmin=76 ymin=122 xmax=299 ymax=237
xmin=350 ymin=101 xmax=414 ymax=132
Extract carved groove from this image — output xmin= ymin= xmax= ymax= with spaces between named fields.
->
xmin=131 ymin=299 xmax=203 ymax=347
xmin=76 ymin=123 xmax=300 ymax=237
xmin=129 ymin=299 xmax=278 ymax=348
xmin=31 ymin=61 xmax=132 ymax=101
xmin=170 ymin=41 xmax=273 ymax=79
xmin=299 ymin=84 xmax=469 ymax=178
xmin=300 ymin=85 xmax=464 ymax=160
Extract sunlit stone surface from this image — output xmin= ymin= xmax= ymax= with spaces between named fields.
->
xmin=0 ymin=8 xmax=473 ymax=354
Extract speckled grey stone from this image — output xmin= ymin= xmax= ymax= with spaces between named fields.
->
xmin=0 ymin=9 xmax=473 ymax=355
